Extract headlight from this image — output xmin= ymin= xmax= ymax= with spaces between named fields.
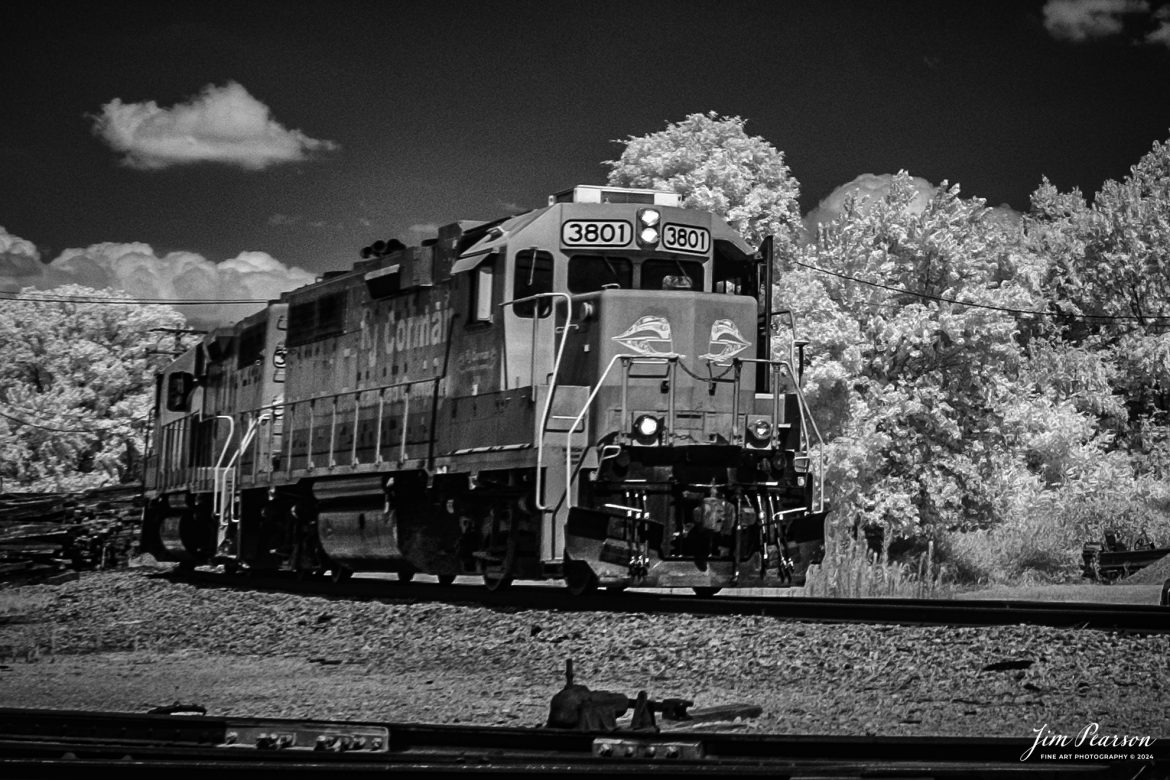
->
xmin=637 ymin=209 xmax=661 ymax=248
xmin=633 ymin=414 xmax=661 ymax=444
xmin=746 ymin=418 xmax=772 ymax=448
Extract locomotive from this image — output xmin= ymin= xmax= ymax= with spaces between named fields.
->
xmin=141 ymin=184 xmax=827 ymax=594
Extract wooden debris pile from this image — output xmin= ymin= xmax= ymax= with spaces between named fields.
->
xmin=0 ymin=485 xmax=142 ymax=584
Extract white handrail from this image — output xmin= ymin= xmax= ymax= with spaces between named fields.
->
xmin=215 ymin=412 xmax=270 ymax=554
xmin=211 ymin=415 xmax=235 ymax=522
xmin=563 ymin=352 xmax=676 ymax=510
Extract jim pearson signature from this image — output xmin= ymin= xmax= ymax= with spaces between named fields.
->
xmin=1022 ymin=723 xmax=1156 ymax=761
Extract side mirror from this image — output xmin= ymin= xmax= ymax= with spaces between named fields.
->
xmin=165 ymin=372 xmax=195 ymax=412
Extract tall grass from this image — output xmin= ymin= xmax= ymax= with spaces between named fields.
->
xmin=803 ymin=532 xmax=950 ymax=599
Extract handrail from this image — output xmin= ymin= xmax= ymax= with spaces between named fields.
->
xmin=740 ymin=357 xmax=825 ymax=514
xmin=210 ymin=415 xmax=236 ymax=522
xmin=563 ymin=353 xmax=675 ymax=510
xmin=782 ymin=362 xmax=826 ymax=514
xmin=498 ymin=292 xmax=574 ymax=512
xmin=215 ymin=412 xmax=268 ymax=555
xmin=243 ymin=376 xmax=443 ymax=477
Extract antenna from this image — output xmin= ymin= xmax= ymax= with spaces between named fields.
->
xmin=147 ymin=327 xmax=206 ymax=357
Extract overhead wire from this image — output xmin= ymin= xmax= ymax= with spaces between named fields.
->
xmin=0 ymin=406 xmax=113 ymax=435
xmin=1 ymin=254 xmax=1167 ymax=322
xmin=0 ymin=291 xmax=266 ymax=306
xmin=790 ymin=259 xmax=1170 ymax=322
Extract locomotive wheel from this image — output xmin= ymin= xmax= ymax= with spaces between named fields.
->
xmin=605 ymin=584 xmax=628 ymax=594
xmin=564 ymin=559 xmax=598 ymax=597
xmin=396 ymin=569 xmax=415 ymax=584
xmin=437 ymin=574 xmax=456 ymax=586
xmin=330 ymin=566 xmax=352 ymax=583
xmin=482 ymin=573 xmax=513 ymax=592
xmin=692 ymin=586 xmax=722 ymax=597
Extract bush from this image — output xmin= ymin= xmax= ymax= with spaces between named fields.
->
xmin=804 ymin=530 xmax=950 ymax=598
xmin=940 ymin=470 xmax=1170 ymax=585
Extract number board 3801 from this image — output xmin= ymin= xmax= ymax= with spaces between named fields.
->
xmin=662 ymin=224 xmax=711 ymax=255
xmin=561 ymin=220 xmax=632 ymax=248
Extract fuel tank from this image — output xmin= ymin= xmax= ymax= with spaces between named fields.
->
xmin=313 ymin=477 xmax=406 ymax=570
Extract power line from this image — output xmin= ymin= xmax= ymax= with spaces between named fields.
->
xmin=4 ymin=263 xmax=1166 ymax=322
xmin=0 ymin=292 xmax=267 ymax=305
xmin=0 ymin=407 xmax=111 ymax=435
xmin=0 ymin=398 xmax=125 ymax=430
xmin=791 ymin=259 xmax=1170 ymax=322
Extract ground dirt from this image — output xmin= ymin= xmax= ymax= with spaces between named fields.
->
xmin=1 ymin=566 xmax=1167 ymax=740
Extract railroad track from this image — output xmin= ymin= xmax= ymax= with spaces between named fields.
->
xmin=0 ymin=707 xmax=1158 ymax=778
xmin=169 ymin=568 xmax=1170 ymax=634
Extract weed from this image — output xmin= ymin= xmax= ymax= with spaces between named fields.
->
xmin=804 ymin=532 xmax=950 ymax=598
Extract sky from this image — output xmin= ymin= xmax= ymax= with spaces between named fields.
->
xmin=2 ymin=0 xmax=1169 ymax=325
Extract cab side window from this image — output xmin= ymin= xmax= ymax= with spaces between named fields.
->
xmin=165 ymin=372 xmax=195 ymax=412
xmin=470 ymin=254 xmax=496 ymax=324
xmin=713 ymin=255 xmax=753 ymax=297
xmin=513 ymin=249 xmax=553 ymax=317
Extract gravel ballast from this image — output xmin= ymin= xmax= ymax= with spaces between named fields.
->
xmin=0 ymin=568 xmax=1166 ymax=739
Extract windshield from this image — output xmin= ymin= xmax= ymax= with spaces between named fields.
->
xmin=568 ymin=255 xmax=705 ymax=293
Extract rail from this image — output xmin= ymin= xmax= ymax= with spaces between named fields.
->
xmin=168 ymin=566 xmax=1170 ymax=633
xmin=1 ymin=706 xmax=1152 ymax=776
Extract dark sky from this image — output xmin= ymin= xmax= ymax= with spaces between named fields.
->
xmin=2 ymin=0 xmax=1169 ymax=286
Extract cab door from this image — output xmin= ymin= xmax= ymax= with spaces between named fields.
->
xmin=504 ymin=248 xmax=558 ymax=389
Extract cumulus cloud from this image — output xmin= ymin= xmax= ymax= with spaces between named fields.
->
xmin=406 ymin=223 xmax=441 ymax=242
xmin=1149 ymin=5 xmax=1170 ymax=44
xmin=802 ymin=174 xmax=1024 ymax=238
xmin=90 ymin=81 xmax=339 ymax=171
xmin=985 ymin=204 xmax=1025 ymax=230
xmin=0 ymin=226 xmax=43 ymax=287
xmin=802 ymin=173 xmax=938 ymax=236
xmin=1042 ymin=0 xmax=1157 ymax=43
xmin=0 ymin=227 xmax=316 ymax=326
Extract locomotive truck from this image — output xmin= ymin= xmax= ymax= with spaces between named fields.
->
xmin=141 ymin=184 xmax=827 ymax=594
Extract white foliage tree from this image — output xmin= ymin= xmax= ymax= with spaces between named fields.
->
xmin=0 ymin=286 xmax=185 ymax=491
xmin=605 ymin=112 xmax=803 ymax=251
